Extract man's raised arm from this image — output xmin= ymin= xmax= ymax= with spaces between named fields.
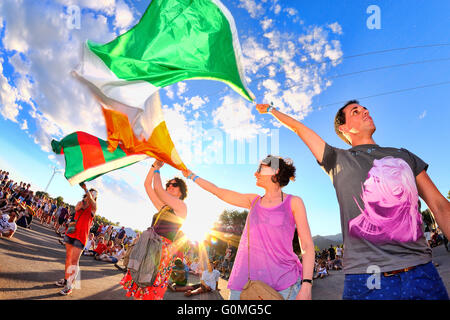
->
xmin=256 ymin=104 xmax=326 ymax=163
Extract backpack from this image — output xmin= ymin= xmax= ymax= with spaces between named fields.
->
xmin=127 ymin=227 xmax=163 ymax=287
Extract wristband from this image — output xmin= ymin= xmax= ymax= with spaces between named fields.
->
xmin=301 ymin=279 xmax=313 ymax=285
xmin=193 ymin=175 xmax=199 ymax=182
xmin=154 ymin=170 xmax=160 ymax=174
xmin=187 ymin=173 xmax=194 ymax=180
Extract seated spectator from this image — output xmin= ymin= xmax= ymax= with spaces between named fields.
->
xmin=184 ymin=260 xmax=221 ymax=297
xmin=87 ymin=237 xmax=107 ymax=257
xmin=98 ymin=244 xmax=126 ymax=264
xmin=314 ymin=261 xmax=328 ymax=279
xmin=0 ymin=210 xmax=18 ymax=238
xmin=168 ymin=258 xmax=190 ymax=291
xmin=333 ymin=257 xmax=343 ymax=270
xmin=105 ymin=239 xmax=115 ymax=254
xmin=189 ymin=257 xmax=202 ymax=276
xmin=83 ymin=233 xmax=96 ymax=255
xmin=326 ymin=257 xmax=334 ymax=270
xmin=16 ymin=205 xmax=34 ymax=229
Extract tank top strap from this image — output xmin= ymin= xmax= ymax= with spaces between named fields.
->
xmin=250 ymin=195 xmax=260 ymax=209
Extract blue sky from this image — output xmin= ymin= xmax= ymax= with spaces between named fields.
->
xmin=0 ymin=0 xmax=449 ymax=240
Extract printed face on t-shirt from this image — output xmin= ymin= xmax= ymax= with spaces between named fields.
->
xmin=348 ymin=156 xmax=423 ymax=244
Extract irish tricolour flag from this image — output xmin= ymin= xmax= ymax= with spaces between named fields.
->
xmin=73 ymin=0 xmax=254 ymax=173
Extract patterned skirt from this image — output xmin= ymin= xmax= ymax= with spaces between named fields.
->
xmin=120 ymin=236 xmax=176 ymax=300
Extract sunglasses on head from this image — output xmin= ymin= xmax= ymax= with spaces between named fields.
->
xmin=257 ymin=156 xmax=280 ymax=173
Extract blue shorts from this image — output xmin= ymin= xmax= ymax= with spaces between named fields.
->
xmin=343 ymin=261 xmax=449 ymax=300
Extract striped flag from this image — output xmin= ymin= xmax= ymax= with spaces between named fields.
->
xmin=72 ymin=0 xmax=254 ymax=171
xmin=51 ymin=131 xmax=148 ymax=185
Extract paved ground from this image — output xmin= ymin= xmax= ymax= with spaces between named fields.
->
xmin=1 ymin=221 xmax=449 ymax=300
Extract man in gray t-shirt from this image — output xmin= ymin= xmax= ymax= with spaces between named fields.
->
xmin=320 ymin=143 xmax=431 ymax=273
xmin=256 ymin=100 xmax=449 ymax=300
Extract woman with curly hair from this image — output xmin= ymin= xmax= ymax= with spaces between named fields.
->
xmin=182 ymin=155 xmax=315 ymax=300
xmin=120 ymin=160 xmax=188 ymax=300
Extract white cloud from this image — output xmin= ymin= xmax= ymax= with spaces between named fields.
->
xmin=212 ymin=95 xmax=266 ymax=141
xmin=0 ymin=58 xmax=21 ymax=123
xmin=177 ymin=82 xmax=188 ymax=97
xmin=184 ymin=95 xmax=209 ymax=111
xmin=241 ymin=37 xmax=272 ymax=74
xmin=20 ymin=119 xmax=28 ymax=130
xmin=238 ymin=0 xmax=265 ymax=18
xmin=164 ymin=86 xmax=175 ymax=100
xmin=260 ymin=18 xmax=273 ymax=31
xmin=328 ymin=22 xmax=343 ymax=35
xmin=273 ymin=4 xmax=281 ymax=14
xmin=113 ymin=0 xmax=135 ymax=31
xmin=298 ymin=26 xmax=343 ymax=65
xmin=239 ymin=18 xmax=343 ymax=120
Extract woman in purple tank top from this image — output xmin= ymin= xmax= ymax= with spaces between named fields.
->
xmin=182 ymin=155 xmax=315 ymax=300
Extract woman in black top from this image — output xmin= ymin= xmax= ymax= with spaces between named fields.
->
xmin=120 ymin=160 xmax=188 ymax=300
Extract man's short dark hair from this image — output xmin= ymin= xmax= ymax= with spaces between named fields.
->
xmin=334 ymin=100 xmax=359 ymax=145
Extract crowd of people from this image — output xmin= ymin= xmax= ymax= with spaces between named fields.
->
xmin=0 ymin=167 xmax=240 ymax=299
xmin=0 ymin=169 xmax=144 ymax=295
xmin=3 ymin=96 xmax=450 ymax=302
xmin=311 ymin=245 xmax=344 ymax=280
xmin=0 ymin=170 xmax=35 ymax=238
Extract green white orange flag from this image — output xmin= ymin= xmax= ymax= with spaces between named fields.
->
xmin=76 ymin=0 xmax=254 ymax=103
xmin=72 ymin=0 xmax=254 ymax=171
xmin=51 ymin=131 xmax=148 ymax=185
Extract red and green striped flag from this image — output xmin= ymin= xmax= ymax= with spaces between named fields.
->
xmin=51 ymin=131 xmax=148 ymax=185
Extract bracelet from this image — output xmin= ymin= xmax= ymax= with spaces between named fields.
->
xmin=301 ymin=279 xmax=313 ymax=285
xmin=193 ymin=175 xmax=199 ymax=182
xmin=154 ymin=170 xmax=160 ymax=174
xmin=267 ymin=105 xmax=277 ymax=113
xmin=187 ymin=173 xmax=194 ymax=180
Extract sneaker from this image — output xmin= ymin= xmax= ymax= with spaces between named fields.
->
xmin=55 ymin=279 xmax=67 ymax=287
xmin=114 ymin=263 xmax=126 ymax=273
xmin=59 ymin=286 xmax=73 ymax=296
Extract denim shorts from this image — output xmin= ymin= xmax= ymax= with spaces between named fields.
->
xmin=64 ymin=235 xmax=85 ymax=250
xmin=343 ymin=261 xmax=449 ymax=300
xmin=229 ymin=276 xmax=302 ymax=300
